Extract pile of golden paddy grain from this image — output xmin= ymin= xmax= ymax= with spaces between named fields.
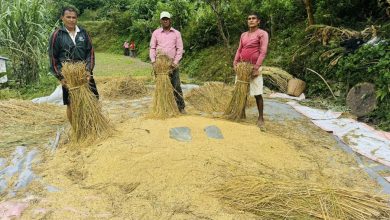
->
xmin=150 ymin=54 xmax=179 ymax=119
xmin=99 ymin=76 xmax=148 ymax=99
xmin=23 ymin=116 xmax=381 ymax=219
xmin=62 ymin=62 xmax=113 ymax=143
xmin=213 ymin=177 xmax=390 ymax=219
xmin=224 ymin=62 xmax=252 ymax=120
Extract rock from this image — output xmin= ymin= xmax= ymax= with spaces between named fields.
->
xmin=204 ymin=125 xmax=224 ymax=139
xmin=169 ymin=127 xmax=192 ymax=142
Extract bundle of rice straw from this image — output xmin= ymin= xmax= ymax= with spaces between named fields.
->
xmin=150 ymin=54 xmax=179 ymax=119
xmin=62 ymin=62 xmax=112 ymax=143
xmin=262 ymin=66 xmax=293 ymax=93
xmin=224 ymin=62 xmax=252 ymax=120
xmin=213 ymin=177 xmax=390 ymax=220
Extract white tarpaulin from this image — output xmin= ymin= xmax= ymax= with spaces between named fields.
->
xmin=0 ymin=75 xmax=7 ymax=84
xmin=0 ymin=59 xmax=6 ymax=73
xmin=287 ymin=101 xmax=390 ymax=167
xmin=31 ymin=85 xmax=63 ymax=105
xmin=287 ymin=101 xmax=342 ymax=120
xmin=269 ymin=92 xmax=306 ymax=101
xmin=312 ymin=119 xmax=390 ymax=167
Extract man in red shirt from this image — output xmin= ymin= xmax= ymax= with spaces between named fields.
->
xmin=233 ymin=12 xmax=269 ymax=130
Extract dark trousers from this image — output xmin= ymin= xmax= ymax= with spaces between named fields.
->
xmin=62 ymin=76 xmax=99 ymax=105
xmin=170 ymin=68 xmax=185 ymax=110
xmin=124 ymin=48 xmax=129 ymax=56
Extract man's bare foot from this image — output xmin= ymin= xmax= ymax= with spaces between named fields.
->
xmin=180 ymin=109 xmax=187 ymax=114
xmin=257 ymin=119 xmax=266 ymax=131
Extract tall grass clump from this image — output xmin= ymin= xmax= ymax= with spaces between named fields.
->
xmin=0 ymin=0 xmax=50 ymax=86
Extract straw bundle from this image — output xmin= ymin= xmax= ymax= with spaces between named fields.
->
xmin=262 ymin=66 xmax=293 ymax=93
xmin=224 ymin=62 xmax=252 ymax=120
xmin=213 ymin=177 xmax=390 ymax=220
xmin=150 ymin=54 xmax=179 ymax=119
xmin=61 ymin=62 xmax=112 ymax=143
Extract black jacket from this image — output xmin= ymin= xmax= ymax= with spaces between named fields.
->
xmin=48 ymin=26 xmax=95 ymax=80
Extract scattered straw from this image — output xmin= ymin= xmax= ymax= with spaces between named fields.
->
xmin=224 ymin=62 xmax=252 ymax=120
xmin=262 ymin=66 xmax=293 ymax=93
xmin=213 ymin=177 xmax=390 ymax=220
xmin=99 ymin=76 xmax=148 ymax=99
xmin=62 ymin=62 xmax=113 ymax=143
xmin=186 ymin=82 xmax=256 ymax=114
xmin=150 ymin=54 xmax=179 ymax=119
xmin=185 ymin=82 xmax=232 ymax=113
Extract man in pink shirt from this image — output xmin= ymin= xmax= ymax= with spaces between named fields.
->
xmin=233 ymin=12 xmax=269 ymax=130
xmin=149 ymin=11 xmax=185 ymax=113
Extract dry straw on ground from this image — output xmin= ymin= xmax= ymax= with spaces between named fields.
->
xmin=185 ymin=82 xmax=232 ymax=113
xmin=0 ymin=100 xmax=64 ymax=126
xmin=99 ymin=77 xmax=148 ymax=99
xmin=224 ymin=62 xmax=252 ymax=120
xmin=185 ymin=82 xmax=256 ymax=114
xmin=262 ymin=66 xmax=293 ymax=93
xmin=62 ymin=62 xmax=113 ymax=143
xmin=150 ymin=54 xmax=179 ymax=119
xmin=213 ymin=177 xmax=390 ymax=220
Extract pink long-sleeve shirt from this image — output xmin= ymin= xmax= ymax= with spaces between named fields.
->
xmin=149 ymin=27 xmax=183 ymax=65
xmin=233 ymin=29 xmax=269 ymax=70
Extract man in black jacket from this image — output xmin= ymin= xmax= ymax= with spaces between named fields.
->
xmin=48 ymin=6 xmax=98 ymax=123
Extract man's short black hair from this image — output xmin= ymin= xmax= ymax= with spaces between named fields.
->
xmin=61 ymin=6 xmax=79 ymax=17
xmin=248 ymin=12 xmax=260 ymax=20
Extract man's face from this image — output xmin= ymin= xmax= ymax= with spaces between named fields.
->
xmin=160 ymin=17 xmax=171 ymax=28
xmin=61 ymin=10 xmax=78 ymax=30
xmin=247 ymin=15 xmax=260 ymax=28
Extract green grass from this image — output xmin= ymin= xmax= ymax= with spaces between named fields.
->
xmin=0 ymin=53 xmax=153 ymax=100
xmin=94 ymin=52 xmax=152 ymax=77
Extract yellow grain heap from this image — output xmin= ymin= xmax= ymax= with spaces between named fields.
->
xmin=61 ymin=62 xmax=113 ymax=143
xmin=150 ymin=54 xmax=179 ymax=119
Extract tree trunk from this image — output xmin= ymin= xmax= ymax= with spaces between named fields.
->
xmin=270 ymin=14 xmax=275 ymax=38
xmin=303 ymin=0 xmax=315 ymax=26
xmin=216 ymin=15 xmax=230 ymax=49
xmin=207 ymin=0 xmax=230 ymax=49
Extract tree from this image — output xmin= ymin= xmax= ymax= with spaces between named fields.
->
xmin=204 ymin=0 xmax=231 ymax=49
xmin=303 ymin=0 xmax=315 ymax=25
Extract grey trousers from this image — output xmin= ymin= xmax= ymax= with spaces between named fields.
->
xmin=170 ymin=68 xmax=185 ymax=110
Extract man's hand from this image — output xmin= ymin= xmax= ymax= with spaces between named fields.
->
xmin=252 ymin=67 xmax=260 ymax=78
xmin=171 ymin=63 xmax=179 ymax=69
xmin=60 ymin=79 xmax=68 ymax=88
